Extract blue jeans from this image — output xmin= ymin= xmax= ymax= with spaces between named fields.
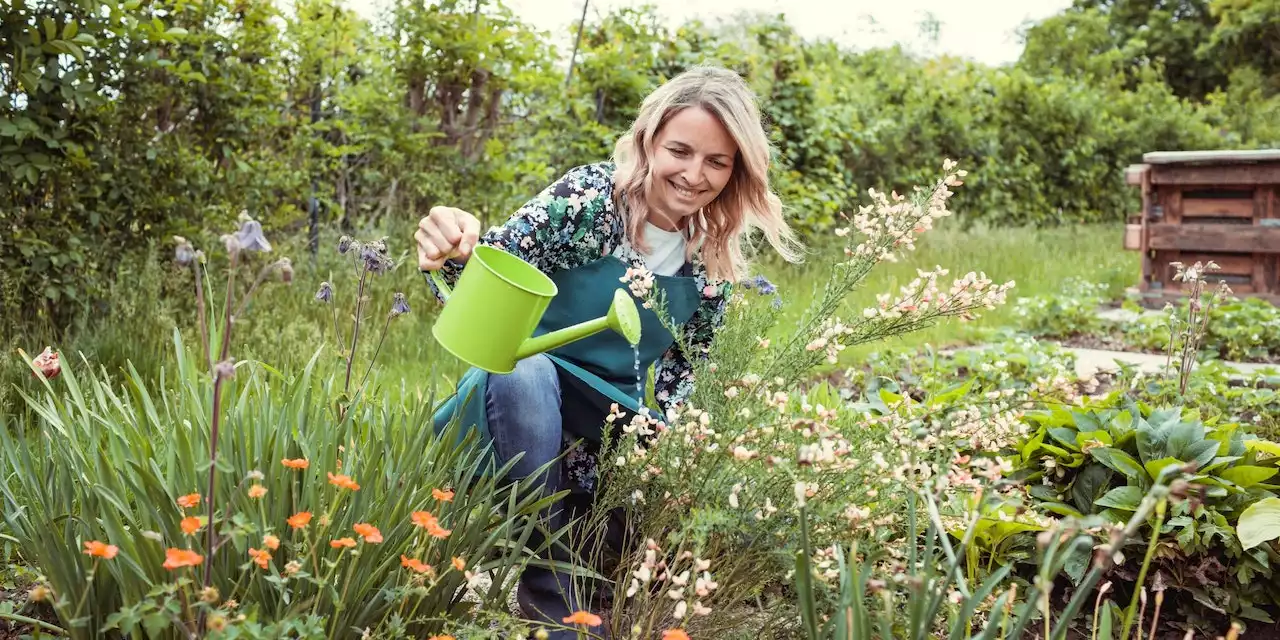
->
xmin=485 ymin=355 xmax=606 ymax=639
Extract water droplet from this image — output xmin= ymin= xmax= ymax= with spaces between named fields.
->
xmin=634 ymin=343 xmax=643 ymax=405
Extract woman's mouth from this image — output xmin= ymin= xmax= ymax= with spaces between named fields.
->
xmin=669 ymin=180 xmax=701 ymax=200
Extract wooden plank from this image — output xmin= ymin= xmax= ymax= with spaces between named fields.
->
xmin=1261 ymin=188 xmax=1278 ymax=294
xmin=1125 ymin=164 xmax=1150 ymax=186
xmin=1143 ymin=149 xmax=1280 ymax=165
xmin=1164 ymin=252 xmax=1256 ymax=276
xmin=1124 ymin=224 xmax=1142 ymax=250
xmin=1182 ymin=198 xmax=1255 ymax=218
xmin=1149 ymin=164 xmax=1280 ymax=186
xmin=1140 ymin=168 xmax=1153 ymax=292
xmin=1147 ymin=224 xmax=1280 ymax=253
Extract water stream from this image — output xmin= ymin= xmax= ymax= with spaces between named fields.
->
xmin=633 ymin=343 xmax=644 ymax=408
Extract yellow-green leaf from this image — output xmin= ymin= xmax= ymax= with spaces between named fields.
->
xmin=1238 ymin=497 xmax=1280 ymax=550
xmin=1220 ymin=466 xmax=1278 ymax=489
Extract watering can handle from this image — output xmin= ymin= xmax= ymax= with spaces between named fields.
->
xmin=422 ymin=269 xmax=452 ymax=301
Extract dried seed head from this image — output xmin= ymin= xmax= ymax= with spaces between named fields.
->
xmin=338 ymin=235 xmax=353 ymax=254
xmin=215 ymin=359 xmax=236 ymax=381
xmin=174 ymin=236 xmax=197 ymax=265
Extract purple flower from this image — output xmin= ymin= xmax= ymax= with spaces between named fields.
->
xmin=361 ymin=240 xmax=393 ymax=274
xmin=390 ymin=292 xmax=410 ymax=316
xmin=338 ymin=235 xmax=352 ymax=254
xmin=234 ymin=219 xmax=272 ymax=253
xmin=316 ymin=281 xmax=333 ymax=303
xmin=752 ymin=275 xmax=777 ymax=295
xmin=772 ymin=295 xmax=783 ymax=310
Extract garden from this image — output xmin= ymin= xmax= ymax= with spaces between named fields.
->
xmin=4 ymin=0 xmax=1280 ymax=638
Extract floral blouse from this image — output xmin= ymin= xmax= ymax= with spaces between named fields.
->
xmin=427 ymin=161 xmax=732 ymax=419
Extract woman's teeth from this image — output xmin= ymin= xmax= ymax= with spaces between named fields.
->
xmin=671 ymin=182 xmax=697 ymax=198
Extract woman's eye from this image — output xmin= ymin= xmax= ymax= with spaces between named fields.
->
xmin=668 ymin=147 xmax=688 ymax=157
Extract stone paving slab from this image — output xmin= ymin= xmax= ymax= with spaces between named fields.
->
xmin=1062 ymin=345 xmax=1276 ymax=380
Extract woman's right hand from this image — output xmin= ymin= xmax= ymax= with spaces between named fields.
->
xmin=416 ymin=206 xmax=481 ymax=271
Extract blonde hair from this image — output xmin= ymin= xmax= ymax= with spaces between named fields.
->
xmin=611 ymin=65 xmax=804 ymax=283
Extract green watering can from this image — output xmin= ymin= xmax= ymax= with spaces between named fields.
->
xmin=423 ymin=245 xmax=642 ymax=374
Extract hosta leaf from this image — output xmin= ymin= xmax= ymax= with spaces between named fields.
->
xmin=1144 ymin=456 xmax=1184 ymax=481
xmin=1219 ymin=466 xmax=1278 ymax=489
xmin=1109 ymin=410 xmax=1134 ymax=440
xmin=1238 ymin=497 xmax=1280 ymax=550
xmin=1245 ymin=440 xmax=1280 ymax=459
xmin=1136 ymin=418 xmax=1167 ymax=464
xmin=1090 ymin=447 xmax=1143 ymax=480
xmin=1049 ymin=427 xmax=1082 ymax=451
xmin=1071 ymin=463 xmax=1113 ymax=513
xmin=1077 ymin=430 xmax=1113 ymax=448
xmin=1094 ymin=486 xmax=1143 ymax=511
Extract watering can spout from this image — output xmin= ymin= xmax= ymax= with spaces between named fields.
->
xmin=514 ymin=288 xmax=642 ymax=360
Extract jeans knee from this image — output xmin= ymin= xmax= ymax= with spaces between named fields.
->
xmin=487 ymin=354 xmax=560 ymax=412
xmin=486 ymin=355 xmax=562 ymax=466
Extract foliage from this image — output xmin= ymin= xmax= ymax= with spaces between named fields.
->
xmin=0 ymin=217 xmax=559 ymax=638
xmin=3 ymin=0 xmax=1270 ymax=341
xmin=1013 ymin=396 xmax=1280 ymax=627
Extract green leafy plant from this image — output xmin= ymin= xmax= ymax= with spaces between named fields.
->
xmin=1014 ymin=398 xmax=1280 ymax=626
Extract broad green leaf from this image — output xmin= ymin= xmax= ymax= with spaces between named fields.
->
xmin=1144 ymin=456 xmax=1184 ymax=481
xmin=1071 ymin=463 xmax=1113 ymax=513
xmin=1076 ymin=430 xmax=1113 ymax=448
xmin=1220 ymin=466 xmax=1278 ymax=489
xmin=1094 ymin=486 xmax=1143 ymax=511
xmin=1238 ymin=498 xmax=1280 ymax=550
xmin=1090 ymin=447 xmax=1142 ymax=480
xmin=1245 ymin=440 xmax=1280 ymax=458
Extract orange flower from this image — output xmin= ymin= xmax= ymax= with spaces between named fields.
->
xmin=330 ymin=537 xmax=356 ymax=549
xmin=562 ymin=611 xmax=602 ymax=626
xmin=281 ymin=458 xmax=309 ymax=469
xmin=400 ymin=555 xmax=433 ymax=574
xmin=248 ymin=484 xmax=267 ymax=499
xmin=32 ymin=346 xmax=61 ymax=379
xmin=410 ymin=511 xmax=451 ymax=539
xmin=82 ymin=540 xmax=118 ymax=559
xmin=663 ymin=630 xmax=691 ymax=640
xmin=163 ymin=548 xmax=204 ymax=570
xmin=327 ymin=472 xmax=360 ymax=491
xmin=428 ymin=636 xmax=455 ymax=640
xmin=451 ymin=557 xmax=466 ymax=571
xmin=248 ymin=547 xmax=271 ymax=569
xmin=262 ymin=534 xmax=280 ymax=550
xmin=432 ymin=488 xmax=454 ymax=502
xmin=180 ymin=516 xmax=203 ymax=535
xmin=353 ymin=523 xmax=383 ymax=544
xmin=176 ymin=493 xmax=201 ymax=509
xmin=287 ymin=511 xmax=312 ymax=529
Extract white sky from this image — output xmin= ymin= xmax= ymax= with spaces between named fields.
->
xmin=342 ymin=0 xmax=1073 ymax=66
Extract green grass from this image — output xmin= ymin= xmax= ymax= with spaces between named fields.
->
xmin=756 ymin=222 xmax=1138 ymax=363
xmin=2 ymin=221 xmax=1136 ymax=413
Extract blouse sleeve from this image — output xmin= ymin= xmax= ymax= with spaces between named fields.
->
xmin=426 ymin=164 xmax=621 ymax=304
xmin=652 ymin=280 xmax=732 ymax=417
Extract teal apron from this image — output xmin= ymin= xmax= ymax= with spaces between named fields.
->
xmin=430 ymin=255 xmax=701 ymax=468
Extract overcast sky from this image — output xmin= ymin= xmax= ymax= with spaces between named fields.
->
xmin=342 ymin=0 xmax=1073 ymax=66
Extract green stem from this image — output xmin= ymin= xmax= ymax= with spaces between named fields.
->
xmin=354 ymin=314 xmax=394 ymax=398
xmin=0 ymin=612 xmax=65 ymax=635
xmin=1119 ymin=499 xmax=1167 ymax=640
xmin=344 ymin=267 xmax=370 ymax=394
xmin=72 ymin=559 xmax=98 ymax=621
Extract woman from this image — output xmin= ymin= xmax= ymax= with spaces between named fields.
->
xmin=416 ymin=65 xmax=802 ymax=637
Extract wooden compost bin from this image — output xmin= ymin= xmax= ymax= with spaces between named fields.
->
xmin=1124 ymin=150 xmax=1280 ymax=306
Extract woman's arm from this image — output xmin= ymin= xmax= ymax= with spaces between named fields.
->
xmin=426 ymin=163 xmax=621 ymax=304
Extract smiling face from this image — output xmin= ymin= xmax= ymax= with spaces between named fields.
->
xmin=647 ymin=106 xmax=739 ymax=231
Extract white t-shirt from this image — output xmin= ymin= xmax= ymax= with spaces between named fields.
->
xmin=640 ymin=222 xmax=687 ymax=276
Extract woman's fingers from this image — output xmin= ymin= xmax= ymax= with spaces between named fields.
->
xmin=415 ymin=228 xmax=445 ymax=271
